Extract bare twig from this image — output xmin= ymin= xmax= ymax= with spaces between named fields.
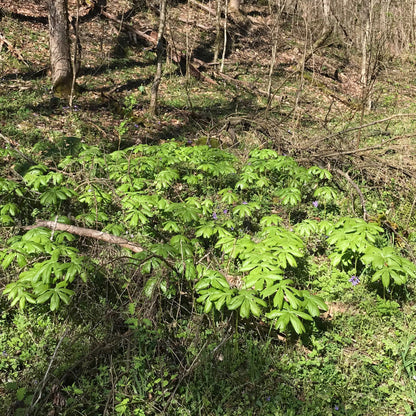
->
xmin=333 ymin=168 xmax=368 ymax=220
xmin=163 ymin=339 xmax=210 ymax=412
xmin=304 ymin=113 xmax=416 ymax=149
xmin=213 ymin=71 xmax=282 ymax=101
xmin=100 ymin=10 xmax=157 ymax=45
xmin=220 ymin=0 xmax=228 ymax=73
xmin=320 ymin=134 xmax=413 ymax=158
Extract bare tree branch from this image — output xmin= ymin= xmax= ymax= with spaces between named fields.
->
xmin=24 ymin=221 xmax=144 ymax=253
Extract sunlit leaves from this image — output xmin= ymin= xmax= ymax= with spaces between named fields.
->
xmin=313 ymin=186 xmax=337 ymax=203
xmin=40 ymin=186 xmax=74 ymax=206
xmin=155 ymin=168 xmax=180 ymax=190
xmin=307 ymin=166 xmax=332 ymax=180
xmin=362 ymin=246 xmax=416 ymax=287
xmin=226 ymin=290 xmax=267 ymax=318
xmin=232 ymin=201 xmax=260 ymax=218
xmin=218 ymin=188 xmax=239 ymax=204
xmin=327 ymin=218 xmax=384 ymax=267
xmin=275 ymin=187 xmax=302 ymax=206
xmin=266 ymin=307 xmax=314 ymax=334
xmin=3 ymin=139 xmax=409 ymax=334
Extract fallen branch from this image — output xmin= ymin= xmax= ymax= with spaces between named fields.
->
xmin=25 ymin=221 xmax=144 ymax=253
xmin=296 ymin=27 xmax=334 ymax=72
xmin=189 ymin=0 xmax=216 ymax=16
xmin=101 ymin=10 xmax=157 ymax=45
xmin=0 ymin=132 xmax=36 ymax=164
xmin=28 ymin=328 xmax=69 ymax=414
xmin=177 ymin=15 xmax=211 ymax=30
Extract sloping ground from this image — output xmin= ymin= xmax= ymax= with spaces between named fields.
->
xmin=2 ymin=2 xmax=416 ymax=416
xmin=2 ymin=0 xmax=416 ymax=193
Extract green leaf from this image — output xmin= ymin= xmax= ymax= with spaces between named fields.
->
xmin=227 ymin=295 xmax=244 ymax=310
xmin=163 ymin=221 xmax=181 ymax=233
xmin=240 ymin=299 xmax=250 ymax=318
xmin=16 ymin=387 xmax=26 ymax=401
xmin=313 ymin=186 xmax=337 ymax=202
xmin=50 ymin=293 xmax=60 ymax=311
xmin=289 ymin=315 xmax=305 ymax=334
xmin=250 ymin=299 xmax=262 ymax=317
xmin=2 ymin=252 xmax=16 ymax=269
xmin=275 ymin=187 xmax=301 ymax=206
xmin=260 ymin=215 xmax=283 ymax=227
xmin=204 ymin=298 xmax=213 ymax=313
xmin=273 ymin=289 xmax=284 ymax=309
xmin=195 ymin=223 xmax=216 ymax=238
xmin=36 ymin=290 xmax=53 ymax=304
xmin=232 ymin=204 xmax=252 ymax=218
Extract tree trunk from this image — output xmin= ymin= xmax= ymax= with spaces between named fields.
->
xmin=322 ymin=0 xmax=330 ymax=28
xmin=149 ymin=0 xmax=168 ymax=116
xmin=213 ymin=0 xmax=222 ymax=63
xmin=49 ymin=0 xmax=73 ymax=98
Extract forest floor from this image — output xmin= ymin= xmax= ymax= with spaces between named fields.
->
xmin=2 ymin=1 xmax=416 ymax=415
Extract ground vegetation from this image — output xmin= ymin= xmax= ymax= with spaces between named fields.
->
xmin=1 ymin=1 xmax=416 ymax=415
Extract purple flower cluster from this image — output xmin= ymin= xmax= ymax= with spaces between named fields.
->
xmin=349 ymin=275 xmax=360 ymax=286
xmin=213 ymin=209 xmax=229 ymax=220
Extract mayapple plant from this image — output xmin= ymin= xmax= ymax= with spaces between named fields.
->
xmin=0 ymin=141 xmax=414 ymax=333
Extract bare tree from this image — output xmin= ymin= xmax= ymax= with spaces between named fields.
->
xmin=49 ymin=0 xmax=73 ymax=98
xmin=149 ymin=0 xmax=168 ymax=115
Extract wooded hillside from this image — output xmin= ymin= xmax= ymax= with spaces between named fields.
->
xmin=2 ymin=1 xmax=416 ymax=415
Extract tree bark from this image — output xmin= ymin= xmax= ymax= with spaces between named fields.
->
xmin=149 ymin=0 xmax=168 ymax=115
xmin=49 ymin=0 xmax=73 ymax=97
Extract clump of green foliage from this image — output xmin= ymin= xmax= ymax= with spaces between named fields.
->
xmin=1 ymin=141 xmax=415 ymax=335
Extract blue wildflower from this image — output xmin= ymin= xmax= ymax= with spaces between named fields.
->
xmin=349 ymin=275 xmax=360 ymax=286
